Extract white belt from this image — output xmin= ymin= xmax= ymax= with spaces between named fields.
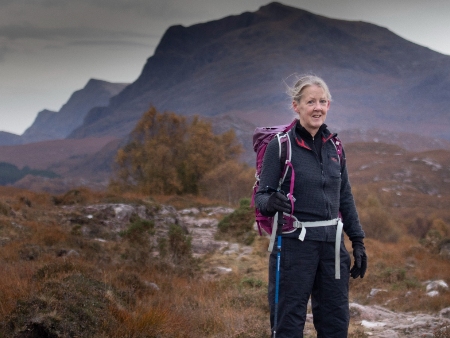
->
xmin=269 ymin=216 xmax=344 ymax=279
xmin=293 ymin=218 xmax=344 ymax=279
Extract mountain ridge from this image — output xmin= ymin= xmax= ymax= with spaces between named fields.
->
xmin=16 ymin=79 xmax=128 ymax=144
xmin=67 ymin=2 xmax=450 ymax=142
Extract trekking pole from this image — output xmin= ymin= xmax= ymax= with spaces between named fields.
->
xmin=272 ymin=209 xmax=285 ymax=338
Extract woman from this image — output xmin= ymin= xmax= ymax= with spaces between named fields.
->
xmin=254 ymin=75 xmax=367 ymax=337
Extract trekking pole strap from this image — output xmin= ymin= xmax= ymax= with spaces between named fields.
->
xmin=268 ymin=213 xmax=279 ymax=252
xmin=293 ymin=218 xmax=344 ymax=279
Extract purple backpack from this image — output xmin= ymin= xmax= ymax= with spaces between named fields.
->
xmin=251 ymin=120 xmax=343 ymax=235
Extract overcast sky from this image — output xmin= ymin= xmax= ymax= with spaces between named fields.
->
xmin=1 ymin=0 xmax=450 ymax=135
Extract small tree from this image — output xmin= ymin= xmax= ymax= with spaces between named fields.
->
xmin=111 ymin=107 xmax=243 ymax=196
xmin=114 ymin=107 xmax=186 ymax=194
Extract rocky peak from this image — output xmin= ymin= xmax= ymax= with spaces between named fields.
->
xmin=19 ymin=79 xmax=128 ymax=144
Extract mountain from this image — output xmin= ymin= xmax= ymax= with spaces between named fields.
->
xmin=20 ymin=109 xmax=58 ymax=143
xmin=68 ymin=1 xmax=450 ymax=144
xmin=19 ymin=79 xmax=128 ymax=144
xmin=0 ymin=131 xmax=22 ymax=146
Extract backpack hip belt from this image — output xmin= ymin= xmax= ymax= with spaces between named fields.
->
xmin=269 ymin=215 xmax=343 ymax=279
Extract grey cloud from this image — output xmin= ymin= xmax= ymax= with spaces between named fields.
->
xmin=0 ymin=0 xmax=67 ymax=7
xmin=69 ymin=39 xmax=153 ymax=48
xmin=75 ymin=0 xmax=199 ymax=20
xmin=0 ymin=0 xmax=14 ymax=6
xmin=0 ymin=45 xmax=8 ymax=62
xmin=79 ymin=0 xmax=167 ymax=11
xmin=0 ymin=24 xmax=152 ymax=41
xmin=0 ymin=0 xmax=174 ymax=15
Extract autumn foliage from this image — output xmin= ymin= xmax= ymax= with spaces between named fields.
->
xmin=111 ymin=107 xmax=254 ymax=203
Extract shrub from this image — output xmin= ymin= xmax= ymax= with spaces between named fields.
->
xmin=119 ymin=218 xmax=155 ymax=245
xmin=34 ymin=262 xmax=83 ymax=280
xmin=168 ymin=224 xmax=192 ymax=263
xmin=0 ymin=201 xmax=10 ymax=216
xmin=52 ymin=188 xmax=90 ymax=205
xmin=408 ymin=216 xmax=433 ymax=238
xmin=358 ymin=196 xmax=400 ymax=242
xmin=240 ymin=276 xmax=264 ymax=288
xmin=216 ymin=198 xmax=255 ymax=245
xmin=157 ymin=237 xmax=168 ymax=257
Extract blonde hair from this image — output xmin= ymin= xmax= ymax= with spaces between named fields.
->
xmin=288 ymin=74 xmax=332 ymax=103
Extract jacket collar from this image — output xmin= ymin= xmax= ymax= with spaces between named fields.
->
xmin=293 ymin=121 xmax=331 ymax=150
xmin=295 ymin=121 xmax=329 ymax=139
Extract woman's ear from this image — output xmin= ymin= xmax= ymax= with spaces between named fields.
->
xmin=292 ymin=100 xmax=298 ymax=113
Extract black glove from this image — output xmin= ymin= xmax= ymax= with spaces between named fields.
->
xmin=266 ymin=191 xmax=291 ymax=215
xmin=350 ymin=238 xmax=367 ymax=279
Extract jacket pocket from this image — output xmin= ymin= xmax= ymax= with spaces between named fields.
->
xmin=326 ymin=151 xmax=341 ymax=178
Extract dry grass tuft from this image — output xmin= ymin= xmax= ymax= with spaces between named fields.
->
xmin=434 ymin=324 xmax=450 ymax=338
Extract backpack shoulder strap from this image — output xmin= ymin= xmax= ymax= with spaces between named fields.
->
xmin=331 ymin=135 xmax=345 ymax=168
xmin=276 ymin=132 xmax=291 ymax=184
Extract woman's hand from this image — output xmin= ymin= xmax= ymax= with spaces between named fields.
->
xmin=350 ymin=238 xmax=367 ymax=278
xmin=266 ymin=191 xmax=292 ymax=214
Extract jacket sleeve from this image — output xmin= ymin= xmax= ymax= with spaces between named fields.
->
xmin=339 ymin=147 xmax=365 ymax=240
xmin=254 ymin=138 xmax=282 ymax=216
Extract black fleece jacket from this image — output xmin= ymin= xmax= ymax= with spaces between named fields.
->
xmin=254 ymin=121 xmax=365 ymax=242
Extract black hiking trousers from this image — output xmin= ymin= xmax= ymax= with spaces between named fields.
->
xmin=268 ymin=238 xmax=351 ymax=337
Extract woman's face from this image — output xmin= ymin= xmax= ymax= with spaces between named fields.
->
xmin=292 ymin=85 xmax=330 ymax=137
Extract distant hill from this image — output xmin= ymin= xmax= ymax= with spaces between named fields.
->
xmin=18 ymin=79 xmax=128 ymax=144
xmin=0 ymin=136 xmax=118 ymax=173
xmin=0 ymin=131 xmax=22 ymax=146
xmin=339 ymin=129 xmax=450 ymax=153
xmin=345 ymin=142 xmax=450 ymax=201
xmin=68 ymin=1 xmax=450 ymax=143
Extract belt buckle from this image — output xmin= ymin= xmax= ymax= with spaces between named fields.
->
xmin=293 ymin=220 xmax=301 ymax=228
